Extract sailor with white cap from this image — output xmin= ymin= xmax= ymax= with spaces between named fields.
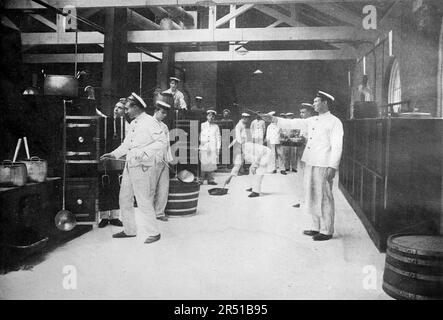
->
xmin=260 ymin=91 xmax=343 ymax=241
xmin=162 ymin=76 xmax=187 ymax=111
xmin=189 ymin=95 xmax=206 ymax=121
xmin=100 ymin=92 xmax=168 ymax=244
xmin=152 ymin=100 xmax=174 ymax=222
xmin=231 ymin=112 xmax=251 ymax=174
xmin=282 ymin=112 xmax=298 ymax=173
xmin=199 ymin=109 xmax=221 ymax=185
xmin=250 ymin=110 xmax=266 ymax=145
xmin=265 ymin=111 xmax=284 ymax=174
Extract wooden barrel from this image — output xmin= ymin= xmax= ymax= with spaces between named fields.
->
xmin=165 ymin=179 xmax=200 ymax=217
xmin=382 ymin=234 xmax=443 ymax=300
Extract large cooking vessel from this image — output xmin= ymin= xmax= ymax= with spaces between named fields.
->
xmin=44 ymin=74 xmax=78 ymax=97
xmin=20 ymin=157 xmax=48 ymax=183
xmin=0 ymin=161 xmax=28 ymax=187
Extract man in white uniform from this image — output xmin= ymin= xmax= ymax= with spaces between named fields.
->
xmin=284 ymin=112 xmax=298 ymax=172
xmin=250 ymin=113 xmax=266 ymax=145
xmin=265 ymin=111 xmax=283 ymax=174
xmin=100 ymin=93 xmax=168 ymax=244
xmin=261 ymin=91 xmax=343 ymax=241
xmin=225 ymin=142 xmax=274 ymax=198
xmin=152 ymin=100 xmax=174 ymax=222
xmin=199 ymin=109 xmax=221 ymax=185
xmin=233 ymin=113 xmax=251 ymax=174
xmin=162 ymin=76 xmax=187 ymax=111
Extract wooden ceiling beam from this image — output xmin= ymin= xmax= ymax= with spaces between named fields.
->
xmin=5 ymin=0 xmax=411 ymax=10
xmin=21 ymin=26 xmax=379 ymax=45
xmin=23 ymin=48 xmax=356 ymax=63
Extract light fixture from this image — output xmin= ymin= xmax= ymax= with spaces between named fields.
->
xmin=235 ymin=45 xmax=248 ymax=56
xmin=253 ymin=69 xmax=263 ymax=74
xmin=195 ymin=0 xmax=217 ymax=7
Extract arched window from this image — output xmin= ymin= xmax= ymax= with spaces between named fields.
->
xmin=388 ymin=59 xmax=401 ymax=113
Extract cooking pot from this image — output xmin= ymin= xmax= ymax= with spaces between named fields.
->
xmin=0 ymin=161 xmax=28 ymax=187
xmin=44 ymin=74 xmax=78 ymax=97
xmin=20 ymin=157 xmax=48 ymax=183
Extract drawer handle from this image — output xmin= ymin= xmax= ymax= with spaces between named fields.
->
xmin=67 ymin=124 xmax=91 ymax=128
xmin=78 ymin=136 xmax=84 ymax=143
xmin=66 ymin=152 xmax=91 ymax=156
xmin=77 ymin=198 xmax=83 ymax=205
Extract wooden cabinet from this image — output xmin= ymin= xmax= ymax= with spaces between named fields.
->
xmin=339 ymin=119 xmax=443 ymax=251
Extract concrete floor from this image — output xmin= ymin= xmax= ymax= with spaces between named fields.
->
xmin=0 ymin=171 xmax=390 ymax=300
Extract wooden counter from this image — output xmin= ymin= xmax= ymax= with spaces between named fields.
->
xmin=339 ymin=118 xmax=443 ymax=251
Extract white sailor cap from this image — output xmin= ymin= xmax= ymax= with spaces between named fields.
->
xmin=195 ymin=96 xmax=203 ymax=100
xmin=316 ymin=90 xmax=335 ymax=102
xmin=267 ymin=111 xmax=276 ymax=116
xmin=301 ymin=103 xmax=314 ymax=108
xmin=129 ymin=92 xmax=146 ymax=108
xmin=286 ymin=112 xmax=294 ymax=116
xmin=279 ymin=112 xmax=287 ymax=116
xmin=84 ymin=85 xmax=93 ymax=91
xmin=169 ymin=76 xmax=181 ymax=82
xmin=223 ymin=108 xmax=231 ymax=113
xmin=206 ymin=109 xmax=217 ymax=115
xmin=155 ymin=100 xmax=171 ymax=109
xmin=241 ymin=112 xmax=251 ymax=117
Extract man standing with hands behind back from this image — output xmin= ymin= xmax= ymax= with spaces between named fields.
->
xmin=100 ymin=93 xmax=167 ymax=244
xmin=260 ymin=91 xmax=343 ymax=241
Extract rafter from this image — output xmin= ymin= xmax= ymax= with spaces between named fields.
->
xmin=255 ymin=5 xmax=304 ymax=27
xmin=29 ymin=14 xmax=57 ymax=30
xmin=5 ymin=0 xmax=411 ymax=9
xmin=306 ymin=3 xmax=362 ymax=26
xmin=215 ymin=4 xmax=254 ymax=28
xmin=20 ymin=26 xmax=379 ymax=45
xmin=23 ymin=48 xmax=356 ymax=63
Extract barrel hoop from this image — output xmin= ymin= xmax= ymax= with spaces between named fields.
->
xmin=385 ymin=262 xmax=443 ymax=282
xmin=387 ymin=249 xmax=443 ymax=267
xmin=382 ymin=282 xmax=432 ymax=300
xmin=165 ymin=207 xmax=198 ymax=213
xmin=168 ymin=191 xmax=199 ymax=197
xmin=388 ymin=238 xmax=443 ymax=257
xmin=167 ymin=197 xmax=199 ymax=203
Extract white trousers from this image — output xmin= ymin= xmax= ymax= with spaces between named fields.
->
xmin=154 ymin=163 xmax=169 ymax=218
xmin=248 ymin=173 xmax=264 ymax=193
xmin=283 ymin=146 xmax=297 ymax=170
xmin=303 ymin=165 xmax=335 ymax=235
xmin=119 ymin=164 xmax=160 ymax=237
xmin=273 ymin=144 xmax=285 ymax=170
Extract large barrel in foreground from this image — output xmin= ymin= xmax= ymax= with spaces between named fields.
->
xmin=382 ymin=234 xmax=443 ymax=300
xmin=165 ymin=180 xmax=200 ymax=217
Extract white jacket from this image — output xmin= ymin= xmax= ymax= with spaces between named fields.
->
xmin=250 ymin=119 xmax=266 ymax=140
xmin=111 ymin=113 xmax=168 ymax=167
xmin=266 ymin=123 xmax=281 ymax=145
xmin=275 ymin=111 xmax=343 ymax=169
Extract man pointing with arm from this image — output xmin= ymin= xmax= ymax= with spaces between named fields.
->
xmin=261 ymin=91 xmax=343 ymax=241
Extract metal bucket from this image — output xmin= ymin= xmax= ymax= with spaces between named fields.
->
xmin=0 ymin=161 xmax=28 ymax=187
xmin=20 ymin=157 xmax=48 ymax=183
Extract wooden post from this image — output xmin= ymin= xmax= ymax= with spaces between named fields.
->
xmin=101 ymin=8 xmax=128 ymax=115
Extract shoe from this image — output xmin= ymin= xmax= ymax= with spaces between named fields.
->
xmin=271 ymin=170 xmax=277 ymax=174
xmin=98 ymin=219 xmax=109 ymax=228
xmin=208 ymin=181 xmax=217 ymax=185
xmin=303 ymin=230 xmax=319 ymax=236
xmin=281 ymin=171 xmax=287 ymax=175
xmin=292 ymin=169 xmax=298 ymax=173
xmin=109 ymin=219 xmax=123 ymax=227
xmin=144 ymin=234 xmax=161 ymax=244
xmin=248 ymin=192 xmax=260 ymax=198
xmin=313 ymin=233 xmax=333 ymax=241
xmin=293 ymin=203 xmax=301 ymax=208
xmin=112 ymin=231 xmax=136 ymax=238
xmin=246 ymin=188 xmax=252 ymax=192
xmin=157 ymin=216 xmax=168 ymax=221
